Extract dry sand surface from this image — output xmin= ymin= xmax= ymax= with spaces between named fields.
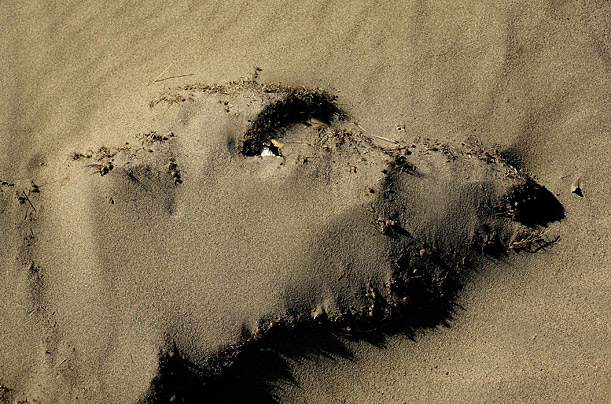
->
xmin=1 ymin=1 xmax=609 ymax=403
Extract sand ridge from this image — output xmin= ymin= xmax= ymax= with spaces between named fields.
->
xmin=1 ymin=1 xmax=608 ymax=402
xmin=1 ymin=81 xmax=564 ymax=403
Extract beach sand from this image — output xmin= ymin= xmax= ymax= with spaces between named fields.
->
xmin=1 ymin=1 xmax=609 ymax=403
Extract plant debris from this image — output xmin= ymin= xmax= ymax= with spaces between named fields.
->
xmin=241 ymin=89 xmax=341 ymax=156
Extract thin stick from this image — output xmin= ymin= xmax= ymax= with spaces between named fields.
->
xmin=355 ymin=122 xmax=399 ymax=144
xmin=148 ymin=61 xmax=175 ymax=86
xmin=154 ymin=73 xmax=194 ymax=83
xmin=368 ymin=134 xmax=399 ymax=144
xmin=22 ymin=191 xmax=36 ymax=211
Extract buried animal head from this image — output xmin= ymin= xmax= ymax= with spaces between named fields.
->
xmin=5 ymin=81 xmax=563 ymax=403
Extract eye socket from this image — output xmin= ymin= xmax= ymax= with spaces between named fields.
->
xmin=241 ymin=89 xmax=340 ymax=157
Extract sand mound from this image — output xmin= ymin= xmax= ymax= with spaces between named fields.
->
xmin=0 ymin=81 xmax=562 ymax=403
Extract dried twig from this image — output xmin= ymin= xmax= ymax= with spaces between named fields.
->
xmin=509 ymin=229 xmax=556 ymax=252
xmin=153 ymin=73 xmax=194 ymax=83
xmin=21 ymin=191 xmax=36 ymax=211
xmin=368 ymin=134 xmax=399 ymax=144
xmin=148 ymin=61 xmax=175 ymax=86
xmin=355 ymin=123 xmax=399 ymax=144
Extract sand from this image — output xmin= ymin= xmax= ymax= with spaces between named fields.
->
xmin=1 ymin=1 xmax=609 ymax=403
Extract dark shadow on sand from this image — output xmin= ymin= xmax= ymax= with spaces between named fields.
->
xmin=144 ymin=181 xmax=564 ymax=404
xmin=143 ymin=276 xmax=461 ymax=404
xmin=141 ymin=178 xmax=565 ymax=404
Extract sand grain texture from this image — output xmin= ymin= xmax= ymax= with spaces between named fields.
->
xmin=1 ymin=1 xmax=609 ymax=403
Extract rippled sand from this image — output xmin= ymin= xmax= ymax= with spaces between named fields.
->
xmin=1 ymin=1 xmax=608 ymax=403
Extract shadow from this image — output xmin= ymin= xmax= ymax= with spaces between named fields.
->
xmin=200 ymin=325 xmax=355 ymax=404
xmin=141 ymin=179 xmax=564 ymax=404
xmin=139 ymin=148 xmax=564 ymax=404
xmin=499 ymin=145 xmax=565 ymax=227
xmin=141 ymin=324 xmax=356 ymax=404
xmin=499 ymin=146 xmax=527 ymax=171
xmin=141 ymin=272 xmax=461 ymax=404
xmin=505 ymin=178 xmax=565 ymax=227
xmin=241 ymin=89 xmax=340 ymax=156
